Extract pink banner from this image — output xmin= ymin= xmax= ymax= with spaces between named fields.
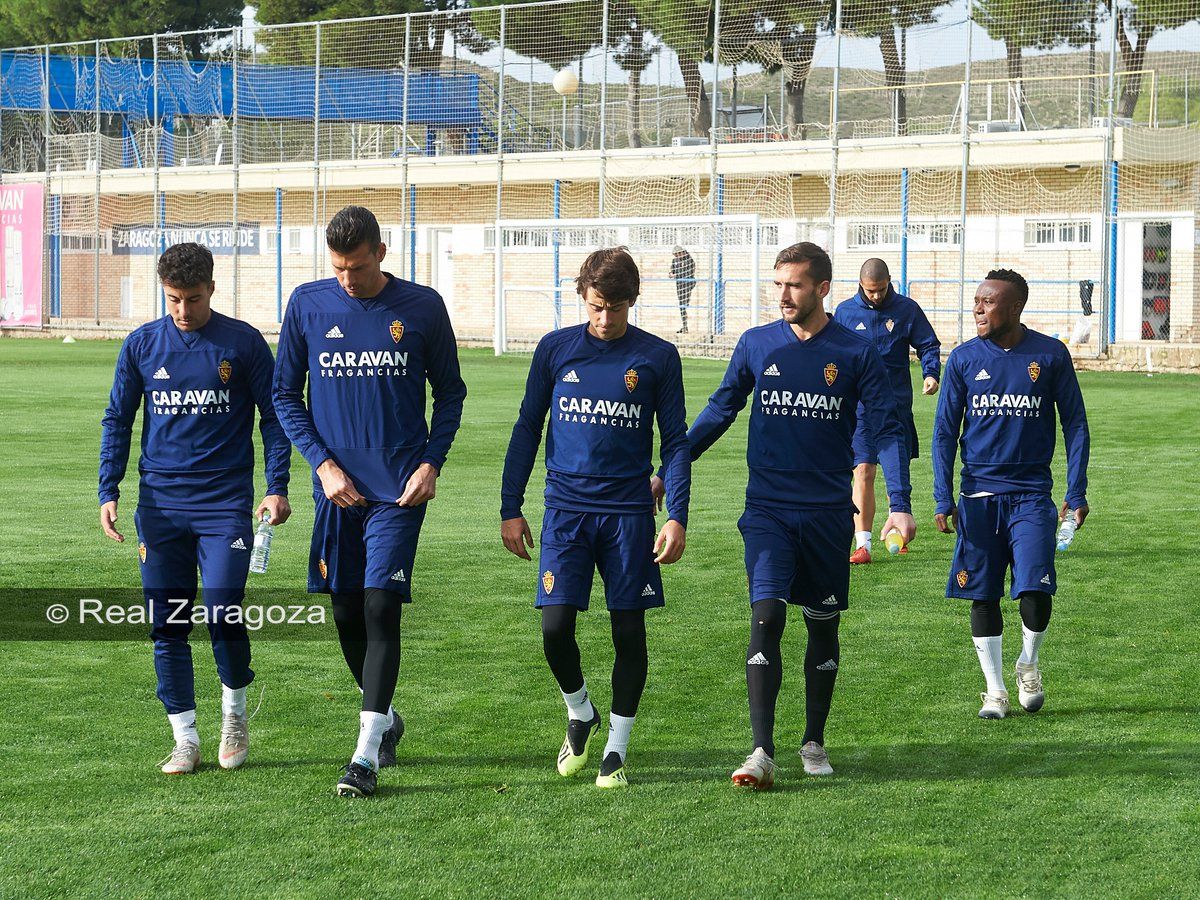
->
xmin=0 ymin=183 xmax=44 ymax=328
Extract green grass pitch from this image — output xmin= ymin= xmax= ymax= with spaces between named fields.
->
xmin=0 ymin=338 xmax=1197 ymax=898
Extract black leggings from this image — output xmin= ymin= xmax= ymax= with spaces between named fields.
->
xmin=969 ymin=592 xmax=1053 ymax=637
xmin=541 ymin=606 xmax=648 ymax=718
xmin=746 ymin=599 xmax=841 ymax=756
xmin=331 ymin=588 xmax=403 ymax=714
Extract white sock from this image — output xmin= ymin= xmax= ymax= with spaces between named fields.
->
xmin=973 ymin=635 xmax=1007 ymax=696
xmin=603 ymin=713 xmax=636 ymax=763
xmin=358 ymin=686 xmax=396 ymax=729
xmin=353 ymin=711 xmax=390 ymax=771
xmin=855 ymin=531 xmax=872 ymax=551
xmin=562 ymin=682 xmax=596 ymax=722
xmin=221 ymin=684 xmax=247 ymax=717
xmin=168 ymin=709 xmax=199 ymax=747
xmin=1017 ymin=625 xmax=1046 ymax=667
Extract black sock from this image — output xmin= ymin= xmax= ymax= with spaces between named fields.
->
xmin=610 ymin=609 xmax=648 ymax=718
xmin=1018 ymin=592 xmax=1052 ymax=632
xmin=970 ymin=600 xmax=1004 ymax=638
xmin=331 ymin=591 xmax=367 ymax=689
xmin=541 ymin=605 xmax=585 ymax=698
xmin=361 ymin=588 xmax=403 ymax=714
xmin=746 ymin=599 xmax=786 ymax=758
xmin=801 ymin=610 xmax=840 ymax=747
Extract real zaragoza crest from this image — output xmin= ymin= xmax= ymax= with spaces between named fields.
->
xmin=138 ymin=542 xmax=147 ymax=563
xmin=885 ymin=319 xmax=895 ymax=333
xmin=218 ymin=359 xmax=232 ymax=384
xmin=389 ymin=320 xmax=405 ymax=343
xmin=542 ymin=570 xmax=555 ymax=594
xmin=1028 ymin=361 xmax=1041 ymax=382
xmin=956 ymin=570 xmax=968 ymax=588
xmin=824 ymin=362 xmax=838 ymax=386
xmin=318 ymin=558 xmax=328 ymax=579
xmin=624 ymin=369 xmax=639 ymax=392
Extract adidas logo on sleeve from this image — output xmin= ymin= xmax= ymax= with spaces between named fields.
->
xmin=229 ymin=538 xmax=247 ymax=550
xmin=855 ymin=322 xmax=866 ymax=331
xmin=763 ymin=364 xmax=781 ymax=376
xmin=562 ymin=370 xmax=580 ymax=383
xmin=974 ymin=368 xmax=991 ymax=381
xmin=152 ymin=367 xmax=170 ymax=380
xmin=325 ymin=325 xmax=345 ymax=339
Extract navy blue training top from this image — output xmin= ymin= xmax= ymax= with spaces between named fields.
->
xmin=99 ymin=311 xmax=291 ymax=512
xmin=501 ymin=323 xmax=691 ymax=526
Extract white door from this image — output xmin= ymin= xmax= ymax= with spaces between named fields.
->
xmin=431 ymin=228 xmax=455 ymax=322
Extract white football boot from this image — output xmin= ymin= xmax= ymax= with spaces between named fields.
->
xmin=160 ymin=741 xmax=200 ymax=775
xmin=978 ymin=691 xmax=1010 ymax=720
xmin=799 ymin=741 xmax=834 ymax=776
xmin=219 ymin=712 xmax=250 ymax=769
xmin=1015 ymin=662 xmax=1045 ymax=713
xmin=731 ymin=747 xmax=776 ymax=790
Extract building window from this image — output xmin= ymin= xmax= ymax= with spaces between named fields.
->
xmin=287 ymin=228 xmax=303 ymax=254
xmin=848 ymin=223 xmax=902 ymax=248
xmin=61 ymin=231 xmax=111 ymax=253
xmin=1025 ymin=219 xmax=1092 ymax=248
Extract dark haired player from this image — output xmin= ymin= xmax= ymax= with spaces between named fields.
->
xmin=501 ymin=247 xmax=690 ymax=789
xmin=654 ymin=241 xmax=914 ymax=789
xmin=933 ymin=269 xmax=1090 ymax=719
xmin=273 ymin=206 xmax=467 ymax=797
xmin=834 ymin=257 xmax=941 ymax=563
xmin=100 ymin=242 xmax=291 ymax=774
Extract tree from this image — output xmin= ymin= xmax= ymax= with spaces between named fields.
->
xmin=630 ymin=0 xmax=713 ymax=135
xmin=610 ymin=1 xmax=659 ymax=148
xmin=975 ymin=0 xmax=1093 ymax=128
xmin=747 ymin=0 xmax=829 ymax=133
xmin=0 ymin=0 xmax=242 ymax=46
xmin=843 ymin=0 xmax=946 ymax=136
xmin=1106 ymin=0 xmax=1198 ymax=119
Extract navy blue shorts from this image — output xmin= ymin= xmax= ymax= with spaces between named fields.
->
xmin=536 ymin=509 xmax=664 ymax=611
xmin=738 ymin=504 xmax=853 ymax=612
xmin=135 ymin=505 xmax=253 ymax=604
xmin=947 ymin=493 xmax=1057 ymax=602
xmin=308 ymin=495 xmax=426 ymax=597
xmin=852 ymin=407 xmax=918 ymax=466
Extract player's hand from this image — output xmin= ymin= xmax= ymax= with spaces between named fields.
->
xmin=923 ymin=376 xmax=939 ymax=396
xmin=1061 ymin=501 xmax=1089 ymax=529
xmin=100 ymin=500 xmax=124 ymax=542
xmin=654 ymin=519 xmax=686 ymax=564
xmin=317 ymin=459 xmax=367 ymax=508
xmin=935 ymin=506 xmax=957 ymax=534
xmin=650 ymin=475 xmax=666 ymax=512
xmin=256 ymin=494 xmax=292 ymax=526
xmin=501 ymin=516 xmax=534 ymax=560
xmin=398 ymin=462 xmax=439 ymax=507
xmin=881 ymin=511 xmax=916 ymax=546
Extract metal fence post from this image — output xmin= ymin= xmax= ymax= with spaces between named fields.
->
xmin=312 ymin=22 xmax=321 ymax=280
xmin=94 ymin=39 xmax=102 ymax=324
xmin=232 ymin=27 xmax=240 ymax=318
xmin=152 ymin=34 xmax=161 ymax=320
xmin=1100 ymin=4 xmax=1120 ymax=353
xmin=400 ymin=14 xmax=411 ymax=282
xmin=493 ymin=6 xmax=506 ymax=355
xmin=828 ymin=0 xmax=843 ymax=258
xmin=42 ymin=45 xmax=51 ymax=319
xmin=956 ymin=1 xmax=975 ymax=345
xmin=599 ymin=0 xmax=609 ymax=214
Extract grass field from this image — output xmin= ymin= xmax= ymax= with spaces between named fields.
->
xmin=1 ymin=337 xmax=1198 ymax=898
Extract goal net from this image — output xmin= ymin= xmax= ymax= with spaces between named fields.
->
xmin=494 ymin=215 xmax=766 ymax=355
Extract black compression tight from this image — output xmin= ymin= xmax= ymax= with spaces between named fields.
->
xmin=331 ymin=588 xmax=403 ymax=714
xmin=540 ymin=606 xmax=648 ymax=718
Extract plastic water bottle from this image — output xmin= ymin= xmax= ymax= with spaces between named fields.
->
xmin=250 ymin=512 xmax=273 ymax=574
xmin=884 ymin=530 xmax=905 ymax=555
xmin=1056 ymin=514 xmax=1077 ymax=552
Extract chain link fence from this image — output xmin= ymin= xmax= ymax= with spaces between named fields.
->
xmin=0 ymin=0 xmax=1196 ymax=357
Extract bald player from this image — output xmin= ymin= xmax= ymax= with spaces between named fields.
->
xmin=833 ymin=259 xmax=941 ymax=562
